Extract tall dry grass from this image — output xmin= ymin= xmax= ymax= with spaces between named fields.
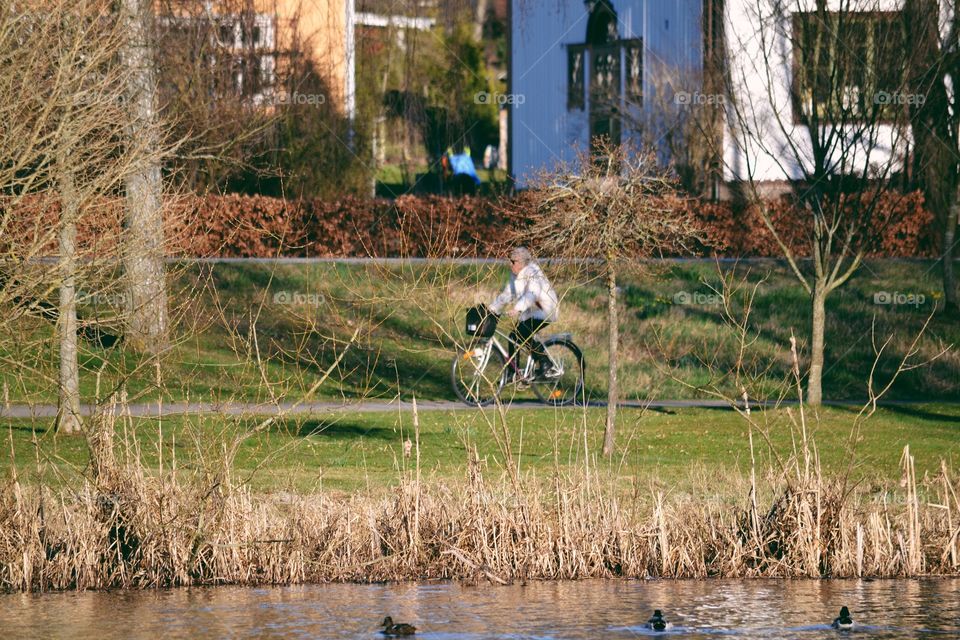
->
xmin=1 ymin=400 xmax=958 ymax=591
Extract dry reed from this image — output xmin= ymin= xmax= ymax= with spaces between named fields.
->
xmin=2 ymin=408 xmax=958 ymax=591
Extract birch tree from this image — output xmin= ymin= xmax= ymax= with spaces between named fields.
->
xmin=723 ymin=0 xmax=914 ymax=405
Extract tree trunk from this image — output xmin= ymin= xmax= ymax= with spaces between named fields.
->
xmin=603 ymin=260 xmax=618 ymax=457
xmin=944 ymin=194 xmax=958 ymax=313
xmin=806 ymin=285 xmax=827 ymax=406
xmin=474 ymin=0 xmax=489 ymax=41
xmin=56 ymin=157 xmax=82 ymax=435
xmin=121 ymin=0 xmax=168 ymax=354
xmin=904 ymin=0 xmax=957 ymax=314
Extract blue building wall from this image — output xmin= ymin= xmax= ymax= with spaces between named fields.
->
xmin=509 ymin=0 xmax=703 ymax=186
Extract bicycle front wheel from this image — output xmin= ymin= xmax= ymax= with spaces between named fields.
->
xmin=451 ymin=343 xmax=506 ymax=406
xmin=532 ymin=339 xmax=585 ymax=406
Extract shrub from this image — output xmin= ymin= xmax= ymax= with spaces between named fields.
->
xmin=1 ymin=190 xmax=936 ymax=259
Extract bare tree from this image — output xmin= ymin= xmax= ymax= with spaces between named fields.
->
xmin=0 ymin=0 xmax=171 ymax=438
xmin=513 ymin=142 xmax=699 ymax=456
xmin=620 ymin=61 xmax=723 ymax=198
xmin=722 ymin=0 xmax=914 ymax=404
xmin=154 ymin=0 xmax=291 ymax=193
xmin=55 ymin=145 xmax=82 ymax=435
xmin=48 ymin=3 xmax=127 ymax=433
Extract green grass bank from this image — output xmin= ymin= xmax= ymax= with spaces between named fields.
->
xmin=7 ymin=404 xmax=958 ymax=495
xmin=3 ymin=259 xmax=957 ymax=407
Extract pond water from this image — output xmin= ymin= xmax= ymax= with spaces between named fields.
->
xmin=1 ymin=578 xmax=958 ymax=639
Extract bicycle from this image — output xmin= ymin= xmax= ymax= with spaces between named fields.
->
xmin=451 ymin=307 xmax=585 ymax=407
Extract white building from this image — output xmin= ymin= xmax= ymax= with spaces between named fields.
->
xmin=722 ymin=0 xmax=910 ymax=185
xmin=509 ymin=0 xmax=918 ymax=191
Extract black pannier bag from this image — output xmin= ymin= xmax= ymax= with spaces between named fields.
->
xmin=465 ymin=304 xmax=498 ymax=338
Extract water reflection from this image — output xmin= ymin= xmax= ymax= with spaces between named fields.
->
xmin=1 ymin=579 xmax=958 ymax=639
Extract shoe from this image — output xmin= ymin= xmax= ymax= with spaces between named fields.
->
xmin=511 ymin=372 xmax=530 ymax=389
xmin=542 ymin=365 xmax=562 ymax=378
xmin=535 ymin=361 xmax=561 ymax=379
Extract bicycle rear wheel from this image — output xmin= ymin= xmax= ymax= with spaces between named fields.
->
xmin=532 ymin=339 xmax=585 ymax=406
xmin=451 ymin=343 xmax=506 ymax=406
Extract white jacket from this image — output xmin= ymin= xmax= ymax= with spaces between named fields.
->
xmin=490 ymin=262 xmax=559 ymax=322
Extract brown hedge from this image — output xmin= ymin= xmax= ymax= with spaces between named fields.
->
xmin=692 ymin=190 xmax=935 ymax=258
xmin=1 ymin=190 xmax=936 ymax=259
xmin=169 ymin=191 xmax=935 ymax=258
xmin=160 ymin=194 xmax=522 ymax=258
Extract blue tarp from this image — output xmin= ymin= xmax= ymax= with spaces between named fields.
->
xmin=448 ymin=152 xmax=481 ymax=185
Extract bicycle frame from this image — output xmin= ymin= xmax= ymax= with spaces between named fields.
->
xmin=473 ymin=327 xmax=561 ymax=383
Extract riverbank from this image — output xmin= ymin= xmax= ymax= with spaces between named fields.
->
xmin=2 ymin=404 xmax=958 ymax=590
xmin=3 ymin=449 xmax=957 ymax=590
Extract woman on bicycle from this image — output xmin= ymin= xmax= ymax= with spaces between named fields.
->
xmin=489 ymin=246 xmax=559 ymax=378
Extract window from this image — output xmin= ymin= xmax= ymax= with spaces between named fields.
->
xmin=219 ymin=22 xmax=236 ymax=47
xmin=566 ymin=0 xmax=646 ymax=151
xmin=590 ymin=43 xmax=620 ymax=105
xmin=568 ymin=45 xmax=586 ymax=110
xmin=623 ymin=38 xmax=642 ymax=105
xmin=792 ymin=11 xmax=905 ymax=122
xmin=241 ymin=24 xmax=261 ymax=46
xmin=566 ymin=40 xmax=643 ymax=111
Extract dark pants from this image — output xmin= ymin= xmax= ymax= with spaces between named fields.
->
xmin=509 ymin=318 xmax=550 ymax=367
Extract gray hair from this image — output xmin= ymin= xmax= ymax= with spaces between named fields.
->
xmin=509 ymin=246 xmax=534 ymax=266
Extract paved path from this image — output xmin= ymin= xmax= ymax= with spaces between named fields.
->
xmin=2 ymin=398 xmax=956 ymax=419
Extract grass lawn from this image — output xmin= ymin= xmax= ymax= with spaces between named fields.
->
xmin=2 ymin=259 xmax=958 ymax=407
xmin=6 ymin=404 xmax=958 ymax=496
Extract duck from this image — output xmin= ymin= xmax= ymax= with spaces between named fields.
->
xmin=831 ymin=606 xmax=854 ymax=630
xmin=380 ymin=616 xmax=417 ymax=636
xmin=647 ymin=609 xmax=672 ymax=632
